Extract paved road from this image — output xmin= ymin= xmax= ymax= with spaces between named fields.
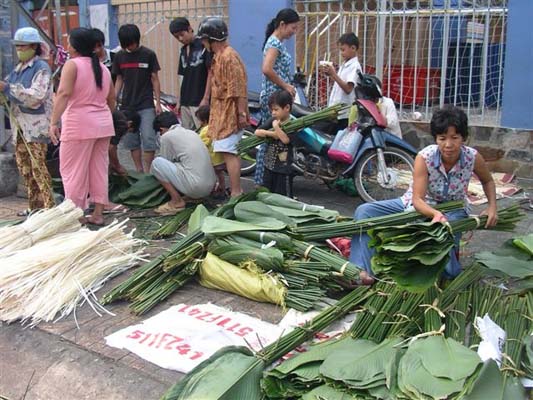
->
xmin=1 ymin=150 xmax=531 ymax=400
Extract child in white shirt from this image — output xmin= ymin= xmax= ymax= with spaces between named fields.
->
xmin=378 ymin=96 xmax=402 ymax=138
xmin=322 ymin=33 xmax=362 ymax=135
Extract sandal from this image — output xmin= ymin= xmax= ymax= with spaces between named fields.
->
xmin=154 ymin=202 xmax=186 ymax=216
xmin=103 ymin=203 xmax=129 ymax=214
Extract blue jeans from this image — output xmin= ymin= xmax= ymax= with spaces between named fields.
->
xmin=349 ymin=198 xmax=467 ymax=279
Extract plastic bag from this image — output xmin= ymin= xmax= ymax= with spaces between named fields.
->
xmin=327 ymin=126 xmax=362 ymax=164
xmin=199 ymin=253 xmax=286 ymax=305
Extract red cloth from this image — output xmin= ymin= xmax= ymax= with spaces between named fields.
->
xmin=327 ymin=237 xmax=351 ymax=258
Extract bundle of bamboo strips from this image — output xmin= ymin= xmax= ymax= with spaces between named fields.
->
xmin=0 ymin=200 xmax=83 ymax=256
xmin=0 ymin=219 xmax=144 ymax=326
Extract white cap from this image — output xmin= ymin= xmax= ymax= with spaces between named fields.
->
xmin=12 ymin=27 xmax=44 ymax=45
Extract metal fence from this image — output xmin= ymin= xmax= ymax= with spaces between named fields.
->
xmin=114 ymin=0 xmax=226 ymax=98
xmin=294 ymin=0 xmax=508 ymax=126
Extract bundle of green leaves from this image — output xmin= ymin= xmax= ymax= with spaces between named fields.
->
xmin=369 ymin=205 xmax=524 ymax=292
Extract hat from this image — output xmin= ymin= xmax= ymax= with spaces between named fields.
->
xmin=12 ymin=27 xmax=44 ymax=45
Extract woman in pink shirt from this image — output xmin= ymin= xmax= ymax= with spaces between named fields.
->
xmin=49 ymin=28 xmax=115 ymax=225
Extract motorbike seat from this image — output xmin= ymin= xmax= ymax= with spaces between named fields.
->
xmin=292 ymin=103 xmax=315 ymax=118
xmin=248 ymin=91 xmax=260 ymax=103
xmin=160 ymin=93 xmax=178 ymax=107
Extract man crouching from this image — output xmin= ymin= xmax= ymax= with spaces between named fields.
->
xmin=151 ymin=112 xmax=216 ymax=215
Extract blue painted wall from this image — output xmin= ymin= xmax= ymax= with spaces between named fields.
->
xmin=501 ymin=2 xmax=533 ymax=129
xmin=82 ymin=0 xmax=119 ymax=49
xmin=228 ymin=0 xmax=295 ymax=92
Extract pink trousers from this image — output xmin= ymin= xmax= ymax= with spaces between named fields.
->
xmin=60 ymin=137 xmax=111 ymax=210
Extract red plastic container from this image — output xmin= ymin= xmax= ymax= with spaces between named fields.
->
xmin=382 ymin=66 xmax=441 ymax=105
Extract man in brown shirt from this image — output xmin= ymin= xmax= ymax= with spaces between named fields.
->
xmin=198 ymin=17 xmax=248 ymax=197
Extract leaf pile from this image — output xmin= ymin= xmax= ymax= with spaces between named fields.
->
xmin=369 ymin=205 xmax=524 ymax=292
xmin=262 ymin=334 xmax=526 ymax=400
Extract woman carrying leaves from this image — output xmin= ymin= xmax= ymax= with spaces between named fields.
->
xmin=350 ymin=106 xmax=498 ymax=278
xmin=0 ymin=28 xmax=55 ymax=214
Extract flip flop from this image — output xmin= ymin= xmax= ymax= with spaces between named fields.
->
xmin=154 ymin=202 xmax=186 ymax=216
xmin=85 ymin=215 xmax=105 ymax=226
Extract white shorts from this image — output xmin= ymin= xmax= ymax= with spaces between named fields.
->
xmin=212 ymin=130 xmax=244 ymax=155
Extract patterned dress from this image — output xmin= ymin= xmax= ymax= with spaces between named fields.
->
xmin=255 ymin=35 xmax=293 ymax=185
xmin=401 ymin=144 xmax=477 ymax=208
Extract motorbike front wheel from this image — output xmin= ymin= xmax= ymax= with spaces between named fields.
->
xmin=240 ymin=129 xmax=258 ymax=176
xmin=353 ymin=146 xmax=415 ymax=203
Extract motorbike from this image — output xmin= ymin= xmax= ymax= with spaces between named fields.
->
xmin=242 ymin=72 xmax=417 ymax=203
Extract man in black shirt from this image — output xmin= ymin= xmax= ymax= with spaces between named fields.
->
xmin=112 ymin=24 xmax=161 ymax=173
xmin=169 ymin=17 xmax=211 ymax=130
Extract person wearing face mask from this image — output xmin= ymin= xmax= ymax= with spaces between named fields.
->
xmin=169 ymin=17 xmax=211 ymax=130
xmin=254 ymin=8 xmax=300 ymax=187
xmin=0 ymin=27 xmax=55 ymax=215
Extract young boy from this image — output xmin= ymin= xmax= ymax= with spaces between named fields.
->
xmin=196 ymin=105 xmax=226 ymax=198
xmin=323 ymin=32 xmax=362 ymax=135
xmin=169 ymin=17 xmax=211 ymax=130
xmin=254 ymin=90 xmax=294 ymax=197
xmin=112 ymin=24 xmax=161 ymax=173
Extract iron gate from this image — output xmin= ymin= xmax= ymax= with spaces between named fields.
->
xmin=294 ymin=0 xmax=508 ymax=126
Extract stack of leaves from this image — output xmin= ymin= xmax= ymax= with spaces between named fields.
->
xmin=397 ymin=336 xmax=481 ymax=399
xmin=0 ymin=200 xmax=83 ymax=256
xmin=369 ymin=204 xmax=524 ymax=292
xmin=262 ymin=338 xmax=353 ymax=399
xmin=320 ymin=337 xmax=404 ymax=398
xmin=109 ymin=172 xmax=169 ymax=208
xmin=152 ymin=208 xmax=195 ymax=239
xmin=289 ymin=200 xmax=463 ymax=241
xmin=160 ymin=286 xmax=372 ymax=400
xmin=0 ymin=220 xmax=143 ymax=326
xmin=264 ymin=330 xmax=524 ymax=400
xmin=236 ymin=103 xmax=348 ymax=155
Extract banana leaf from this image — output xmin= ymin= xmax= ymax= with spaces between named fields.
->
xmin=208 ymin=241 xmax=285 ymax=271
xmin=264 ymin=204 xmax=341 ymax=225
xmin=463 ymin=360 xmax=526 ymax=400
xmin=188 ymin=204 xmax=210 ymax=234
xmin=522 ymin=335 xmax=533 ymax=378
xmin=201 ymin=216 xmax=286 ymax=235
xmin=233 ymin=201 xmax=296 ymax=227
xmin=513 ymin=233 xmax=533 ymax=256
xmin=397 ymin=336 xmax=481 ymax=399
xmin=256 ymin=192 xmax=339 ymax=222
xmin=237 ymin=231 xmax=293 ymax=250
xmin=320 ymin=338 xmax=403 ymax=391
xmin=262 ymin=337 xmax=353 ymax=399
xmin=476 ymin=252 xmax=533 ymax=279
xmin=301 ymin=384 xmax=358 ymax=400
xmin=160 ymin=346 xmax=264 ymax=400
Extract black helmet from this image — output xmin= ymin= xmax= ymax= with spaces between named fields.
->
xmin=355 ymin=71 xmax=383 ymax=101
xmin=197 ymin=17 xmax=228 ymax=41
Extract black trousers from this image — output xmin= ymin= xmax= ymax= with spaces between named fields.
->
xmin=263 ymin=168 xmax=294 ymax=198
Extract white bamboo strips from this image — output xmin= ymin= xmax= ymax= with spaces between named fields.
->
xmin=0 ymin=219 xmax=144 ymax=327
xmin=0 ymin=200 xmax=84 ymax=256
